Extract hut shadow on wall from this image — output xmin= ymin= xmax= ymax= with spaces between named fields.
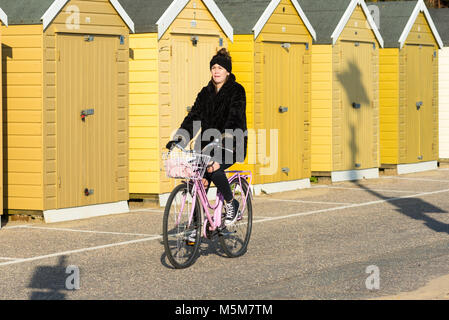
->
xmin=2 ymin=44 xmax=12 ymax=216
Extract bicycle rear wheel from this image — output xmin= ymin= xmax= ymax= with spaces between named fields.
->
xmin=219 ymin=178 xmax=252 ymax=258
xmin=163 ymin=183 xmax=202 ymax=269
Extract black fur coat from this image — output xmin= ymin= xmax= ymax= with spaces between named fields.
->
xmin=176 ymin=73 xmax=248 ymax=164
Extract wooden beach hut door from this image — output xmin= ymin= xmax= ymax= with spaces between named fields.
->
xmin=339 ymin=41 xmax=375 ymax=170
xmin=57 ymin=34 xmax=118 ymax=209
xmin=262 ymin=42 xmax=306 ymax=183
xmin=170 ymin=35 xmax=220 ymax=139
xmin=405 ymin=44 xmax=434 ymax=163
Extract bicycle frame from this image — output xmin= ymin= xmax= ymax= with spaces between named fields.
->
xmin=182 ymin=171 xmax=253 ymax=239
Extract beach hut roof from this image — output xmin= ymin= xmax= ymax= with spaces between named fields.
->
xmin=119 ymin=0 xmax=233 ymax=41
xmin=298 ymin=0 xmax=383 ymax=47
xmin=216 ymin=0 xmax=316 ymax=40
xmin=370 ymin=0 xmax=443 ymax=49
xmin=429 ymin=8 xmax=449 ymax=46
xmin=0 ymin=0 xmax=134 ymax=32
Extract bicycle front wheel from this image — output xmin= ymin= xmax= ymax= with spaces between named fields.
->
xmin=163 ymin=183 xmax=202 ymax=269
xmin=219 ymin=178 xmax=252 ymax=258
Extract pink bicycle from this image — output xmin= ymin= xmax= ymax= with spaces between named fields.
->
xmin=162 ymin=141 xmax=253 ymax=269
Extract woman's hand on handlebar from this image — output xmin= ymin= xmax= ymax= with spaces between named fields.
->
xmin=206 ymin=161 xmax=220 ymax=173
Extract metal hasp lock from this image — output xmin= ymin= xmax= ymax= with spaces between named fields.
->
xmin=191 ymin=36 xmax=198 ymax=46
xmin=355 ymin=163 xmax=361 ymax=168
xmin=416 ymin=101 xmax=423 ymax=110
xmin=281 ymin=43 xmax=291 ymax=51
xmin=81 ymin=109 xmax=94 ymax=121
xmin=85 ymin=35 xmax=94 ymax=42
xmin=352 ymin=102 xmax=361 ymax=109
xmin=186 ymin=106 xmax=192 ymax=112
xmin=279 ymin=106 xmax=288 ymax=113
xmin=282 ymin=167 xmax=290 ymax=175
xmin=84 ymin=188 xmax=94 ymax=196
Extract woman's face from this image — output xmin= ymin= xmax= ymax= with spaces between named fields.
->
xmin=211 ymin=64 xmax=229 ymax=86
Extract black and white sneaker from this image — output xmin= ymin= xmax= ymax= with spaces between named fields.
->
xmin=225 ymin=199 xmax=240 ymax=226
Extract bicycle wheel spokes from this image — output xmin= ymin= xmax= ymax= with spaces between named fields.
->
xmin=163 ymin=183 xmax=201 ymax=269
xmin=219 ymin=179 xmax=252 ymax=258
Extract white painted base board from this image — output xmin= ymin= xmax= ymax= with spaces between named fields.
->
xmin=43 ymin=201 xmax=129 ymax=223
xmin=252 ymin=178 xmax=311 ymax=196
xmin=331 ymin=168 xmax=379 ymax=182
xmin=397 ymin=161 xmax=437 ymax=175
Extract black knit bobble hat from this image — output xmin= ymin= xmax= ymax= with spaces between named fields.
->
xmin=210 ymin=51 xmax=232 ymax=73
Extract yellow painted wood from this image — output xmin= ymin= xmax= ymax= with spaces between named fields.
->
xmin=251 ymin=0 xmax=312 ymax=185
xmin=228 ymin=35 xmax=255 ymax=174
xmin=404 ymin=45 xmax=421 ymax=163
xmin=379 ymin=12 xmax=438 ymax=166
xmin=56 ymin=34 xmax=118 ymax=208
xmin=337 ymin=41 xmax=376 ymax=170
xmin=311 ymin=45 xmax=333 ymax=172
xmin=406 ymin=13 xmax=437 ymax=46
xmin=129 ymin=33 xmax=159 ymax=194
xmin=379 ymin=48 xmax=399 ymax=164
xmin=311 ymin=5 xmax=380 ymax=175
xmin=0 ymin=26 xmax=2 ymax=214
xmin=1 ymin=24 xmax=44 ymax=211
xmin=339 ymin=6 xmax=377 ymax=43
xmin=44 ymin=0 xmax=130 ymax=209
xmin=2 ymin=0 xmax=130 ymax=212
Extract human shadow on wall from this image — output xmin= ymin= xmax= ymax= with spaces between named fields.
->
xmin=337 ymin=60 xmax=371 ymax=166
xmin=336 ymin=60 xmax=370 ymax=106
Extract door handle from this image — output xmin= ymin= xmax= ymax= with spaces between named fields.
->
xmin=279 ymin=106 xmax=288 ymax=113
xmin=416 ymin=101 xmax=423 ymax=110
xmin=81 ymin=109 xmax=94 ymax=121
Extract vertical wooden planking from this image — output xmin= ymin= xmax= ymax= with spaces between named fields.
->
xmin=420 ymin=45 xmax=435 ymax=162
xmin=404 ymin=45 xmax=420 ymax=163
xmin=439 ymin=48 xmax=449 ymax=159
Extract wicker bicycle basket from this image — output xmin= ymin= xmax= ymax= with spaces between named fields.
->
xmin=162 ymin=151 xmax=212 ymax=180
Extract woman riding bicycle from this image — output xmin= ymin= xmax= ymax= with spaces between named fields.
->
xmin=166 ymin=48 xmax=247 ymax=227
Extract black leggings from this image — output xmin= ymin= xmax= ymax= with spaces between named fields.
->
xmin=204 ymin=162 xmax=234 ymax=202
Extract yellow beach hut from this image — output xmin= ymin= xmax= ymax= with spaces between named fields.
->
xmin=1 ymin=0 xmax=134 ymax=223
xmin=299 ymin=0 xmax=384 ymax=182
xmin=372 ymin=0 xmax=443 ymax=175
xmin=216 ymin=0 xmax=317 ymax=194
xmin=429 ymin=8 xmax=449 ymax=164
xmin=0 ymin=8 xmax=7 ymax=220
xmin=119 ymin=0 xmax=233 ymax=204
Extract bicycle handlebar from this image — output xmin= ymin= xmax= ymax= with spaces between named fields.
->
xmin=171 ymin=139 xmax=233 ymax=155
